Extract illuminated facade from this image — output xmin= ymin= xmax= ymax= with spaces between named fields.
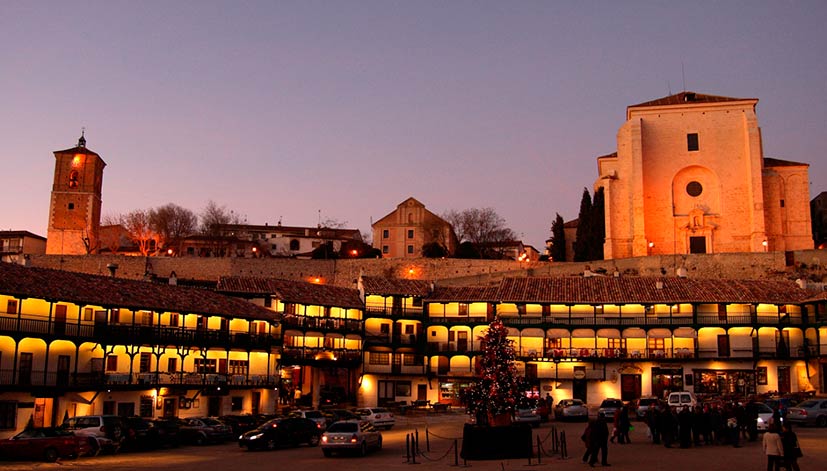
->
xmin=0 ymin=263 xmax=280 ymax=438
xmin=45 ymin=134 xmax=106 ymax=255
xmin=372 ymin=197 xmax=459 ymax=258
xmin=597 ymin=92 xmax=812 ymax=260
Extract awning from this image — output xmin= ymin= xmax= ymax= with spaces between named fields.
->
xmin=622 ymin=327 xmax=646 ymax=338
xmin=571 ymin=328 xmax=596 ymax=338
xmin=673 ymin=327 xmax=697 ymax=338
xmin=647 ymin=328 xmax=671 ymax=339
xmin=597 ymin=328 xmax=621 ymax=339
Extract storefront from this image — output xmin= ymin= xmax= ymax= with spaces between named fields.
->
xmin=693 ymin=369 xmax=756 ymax=396
xmin=651 ymin=367 xmax=683 ymax=399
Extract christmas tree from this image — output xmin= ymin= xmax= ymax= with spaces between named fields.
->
xmin=465 ymin=319 xmax=523 ymax=425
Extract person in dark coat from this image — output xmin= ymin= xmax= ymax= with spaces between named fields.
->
xmin=646 ymin=404 xmax=661 ymax=444
xmin=587 ymin=414 xmax=611 ymax=467
xmin=660 ymin=406 xmax=676 ymax=448
xmin=581 ymin=419 xmax=593 ymax=462
xmin=678 ymin=407 xmax=693 ymax=448
xmin=746 ymin=399 xmax=759 ymax=442
xmin=780 ymin=422 xmax=801 ymax=471
xmin=617 ymin=405 xmax=631 ymax=444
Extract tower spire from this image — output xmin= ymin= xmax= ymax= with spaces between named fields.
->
xmin=78 ymin=128 xmax=86 ymax=147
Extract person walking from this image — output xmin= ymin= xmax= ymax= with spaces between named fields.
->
xmin=762 ymin=424 xmax=784 ymax=471
xmin=581 ymin=419 xmax=593 ymax=463
xmin=587 ymin=414 xmax=611 ymax=467
xmin=617 ymin=405 xmax=631 ymax=444
xmin=780 ymin=422 xmax=802 ymax=471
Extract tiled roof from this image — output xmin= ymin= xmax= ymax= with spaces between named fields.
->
xmin=428 ymin=286 xmax=501 ymax=303
xmin=360 ymin=276 xmax=433 ymax=297
xmin=217 ymin=277 xmax=364 ymax=309
xmin=629 ymin=91 xmax=754 ymax=108
xmin=494 ymin=277 xmax=808 ymax=304
xmin=596 ymin=152 xmax=617 ymax=160
xmin=0 ymin=262 xmax=276 ymax=320
xmin=54 ymin=145 xmax=100 ymax=157
xmin=764 ymin=157 xmax=809 ymax=168
xmin=0 ymin=230 xmax=46 ymax=240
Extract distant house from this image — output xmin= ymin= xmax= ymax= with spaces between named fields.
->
xmin=0 ymin=230 xmax=46 ymax=263
xmin=544 ymin=219 xmax=578 ymax=262
xmin=213 ymin=223 xmax=363 ymax=258
xmin=372 ymin=197 xmax=458 ymax=258
xmin=477 ymin=240 xmax=541 ymax=261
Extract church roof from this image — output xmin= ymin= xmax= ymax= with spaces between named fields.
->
xmin=629 ymin=91 xmax=756 ymax=109
xmin=764 ymin=157 xmax=809 ymax=168
xmin=54 ymin=145 xmax=101 ymax=157
xmin=217 ymin=276 xmax=364 ymax=309
xmin=360 ymin=276 xmax=433 ymax=297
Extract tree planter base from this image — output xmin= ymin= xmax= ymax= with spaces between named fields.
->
xmin=460 ymin=423 xmax=532 ymax=460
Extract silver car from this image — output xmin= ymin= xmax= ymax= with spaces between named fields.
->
xmin=321 ymin=420 xmax=382 ymax=457
xmin=554 ymin=399 xmax=589 ymax=421
xmin=786 ymin=399 xmax=827 ymax=427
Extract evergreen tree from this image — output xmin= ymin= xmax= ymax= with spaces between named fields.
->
xmin=589 ymin=187 xmax=605 ymax=261
xmin=573 ymin=188 xmax=592 ymax=262
xmin=550 ymin=213 xmax=566 ymax=262
xmin=465 ymin=319 xmax=522 ymax=425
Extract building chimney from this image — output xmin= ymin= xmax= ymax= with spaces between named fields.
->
xmin=796 ymin=278 xmax=807 ymax=290
xmin=169 ymin=271 xmax=178 ymax=286
xmin=655 ymin=280 xmax=664 ymax=290
xmin=106 ymin=263 xmax=119 ymax=278
xmin=676 ymin=266 xmax=688 ymax=278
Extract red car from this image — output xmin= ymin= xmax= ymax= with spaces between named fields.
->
xmin=0 ymin=427 xmax=91 ymax=462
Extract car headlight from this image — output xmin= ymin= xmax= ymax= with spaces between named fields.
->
xmin=249 ymin=433 xmax=263 ymax=440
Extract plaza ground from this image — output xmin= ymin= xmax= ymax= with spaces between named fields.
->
xmin=1 ymin=411 xmax=824 ymax=471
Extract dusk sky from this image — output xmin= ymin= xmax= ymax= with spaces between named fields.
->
xmin=3 ymin=1 xmax=826 ymax=250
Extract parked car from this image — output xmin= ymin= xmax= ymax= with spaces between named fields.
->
xmin=321 ymin=420 xmax=382 ymax=457
xmin=176 ymin=417 xmax=233 ymax=445
xmin=753 ymin=402 xmax=775 ymax=432
xmin=786 ymin=398 xmax=827 ymax=427
xmin=238 ymin=417 xmax=322 ymax=450
xmin=513 ymin=403 xmax=542 ymax=428
xmin=354 ymin=407 xmax=395 ymax=430
xmin=323 ymin=408 xmax=360 ymax=426
xmin=121 ymin=416 xmax=162 ymax=450
xmin=287 ymin=410 xmax=328 ymax=429
xmin=554 ymin=399 xmax=589 ymax=421
xmin=0 ymin=427 xmax=90 ymax=462
xmin=598 ymin=399 xmax=624 ymax=419
xmin=148 ymin=418 xmax=181 ymax=447
xmin=634 ymin=397 xmax=660 ymax=419
xmin=61 ymin=414 xmax=125 ymax=454
xmin=219 ymin=415 xmax=261 ymax=437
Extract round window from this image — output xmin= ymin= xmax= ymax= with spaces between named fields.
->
xmin=686 ymin=181 xmax=703 ymax=197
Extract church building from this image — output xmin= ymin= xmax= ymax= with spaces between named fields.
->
xmin=596 ymin=92 xmax=812 ymax=260
xmin=45 ymin=133 xmax=106 ymax=255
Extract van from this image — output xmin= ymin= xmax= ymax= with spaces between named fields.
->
xmin=667 ymin=391 xmax=697 ymax=411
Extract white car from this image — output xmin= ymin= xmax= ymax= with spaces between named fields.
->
xmin=321 ymin=420 xmax=382 ymax=457
xmin=513 ymin=405 xmax=541 ymax=427
xmin=354 ymin=407 xmax=395 ymax=430
xmin=754 ymin=402 xmax=776 ymax=431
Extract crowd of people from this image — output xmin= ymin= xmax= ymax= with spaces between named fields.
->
xmin=580 ymin=401 xmax=804 ymax=470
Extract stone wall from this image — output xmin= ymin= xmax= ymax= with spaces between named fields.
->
xmin=26 ymin=248 xmax=827 ymax=288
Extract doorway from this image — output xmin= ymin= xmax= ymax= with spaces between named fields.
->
xmin=689 ymin=236 xmax=707 ymax=254
xmin=620 ymin=374 xmax=641 ymax=402
xmin=573 ymin=379 xmax=587 ymax=402
xmin=777 ymin=366 xmax=791 ymax=394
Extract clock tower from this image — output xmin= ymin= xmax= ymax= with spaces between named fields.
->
xmin=45 ymin=133 xmax=106 ymax=255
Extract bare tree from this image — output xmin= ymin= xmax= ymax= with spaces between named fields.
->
xmin=106 ymin=210 xmax=156 ymax=256
xmin=199 ymin=200 xmax=244 ymax=235
xmin=442 ymin=207 xmax=517 ymax=258
xmin=149 ymin=203 xmax=197 ymax=251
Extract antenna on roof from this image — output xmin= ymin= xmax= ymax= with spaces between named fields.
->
xmin=667 ymin=80 xmax=671 ymax=96
xmin=681 ymin=62 xmax=686 ymax=92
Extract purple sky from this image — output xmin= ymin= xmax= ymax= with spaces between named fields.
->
xmin=3 ymin=1 xmax=826 ymax=250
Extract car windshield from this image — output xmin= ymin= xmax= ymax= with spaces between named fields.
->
xmin=305 ymin=411 xmax=324 ymax=419
xmin=327 ymin=422 xmax=358 ymax=433
xmin=639 ymin=399 xmax=657 ymax=405
xmin=601 ymin=400 xmax=621 ymax=407
xmin=797 ymin=400 xmax=818 ymax=408
xmin=201 ymin=418 xmax=222 ymax=426
xmin=372 ymin=408 xmax=389 ymax=413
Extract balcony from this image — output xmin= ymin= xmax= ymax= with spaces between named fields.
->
xmin=0 ymin=315 xmax=278 ymax=350
xmin=364 ymin=306 xmax=424 ymax=319
xmin=428 ymin=316 xmax=489 ymax=325
xmin=425 ymin=342 xmax=479 ymax=355
xmin=281 ymin=315 xmax=363 ymax=335
xmin=363 ymin=333 xmax=423 ymax=348
xmin=0 ymin=369 xmax=279 ymax=390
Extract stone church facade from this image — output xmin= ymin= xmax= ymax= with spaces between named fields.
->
xmin=596 ymin=92 xmax=812 ymax=260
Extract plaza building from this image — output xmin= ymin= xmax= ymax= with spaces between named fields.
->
xmin=372 ymin=197 xmax=459 ymax=258
xmin=596 ymin=92 xmax=812 ymax=260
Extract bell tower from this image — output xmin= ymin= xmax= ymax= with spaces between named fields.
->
xmin=45 ymin=132 xmax=106 ymax=255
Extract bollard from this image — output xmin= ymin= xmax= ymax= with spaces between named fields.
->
xmin=454 ymin=439 xmax=459 ymax=466
xmin=537 ymin=435 xmax=542 ymax=464
xmin=406 ymin=433 xmax=411 ymax=462
xmin=560 ymin=431 xmax=568 ymax=459
xmin=411 ymin=435 xmax=418 ymax=465
xmin=426 ymin=427 xmax=431 ymax=452
xmin=415 ymin=429 xmax=420 ymax=455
